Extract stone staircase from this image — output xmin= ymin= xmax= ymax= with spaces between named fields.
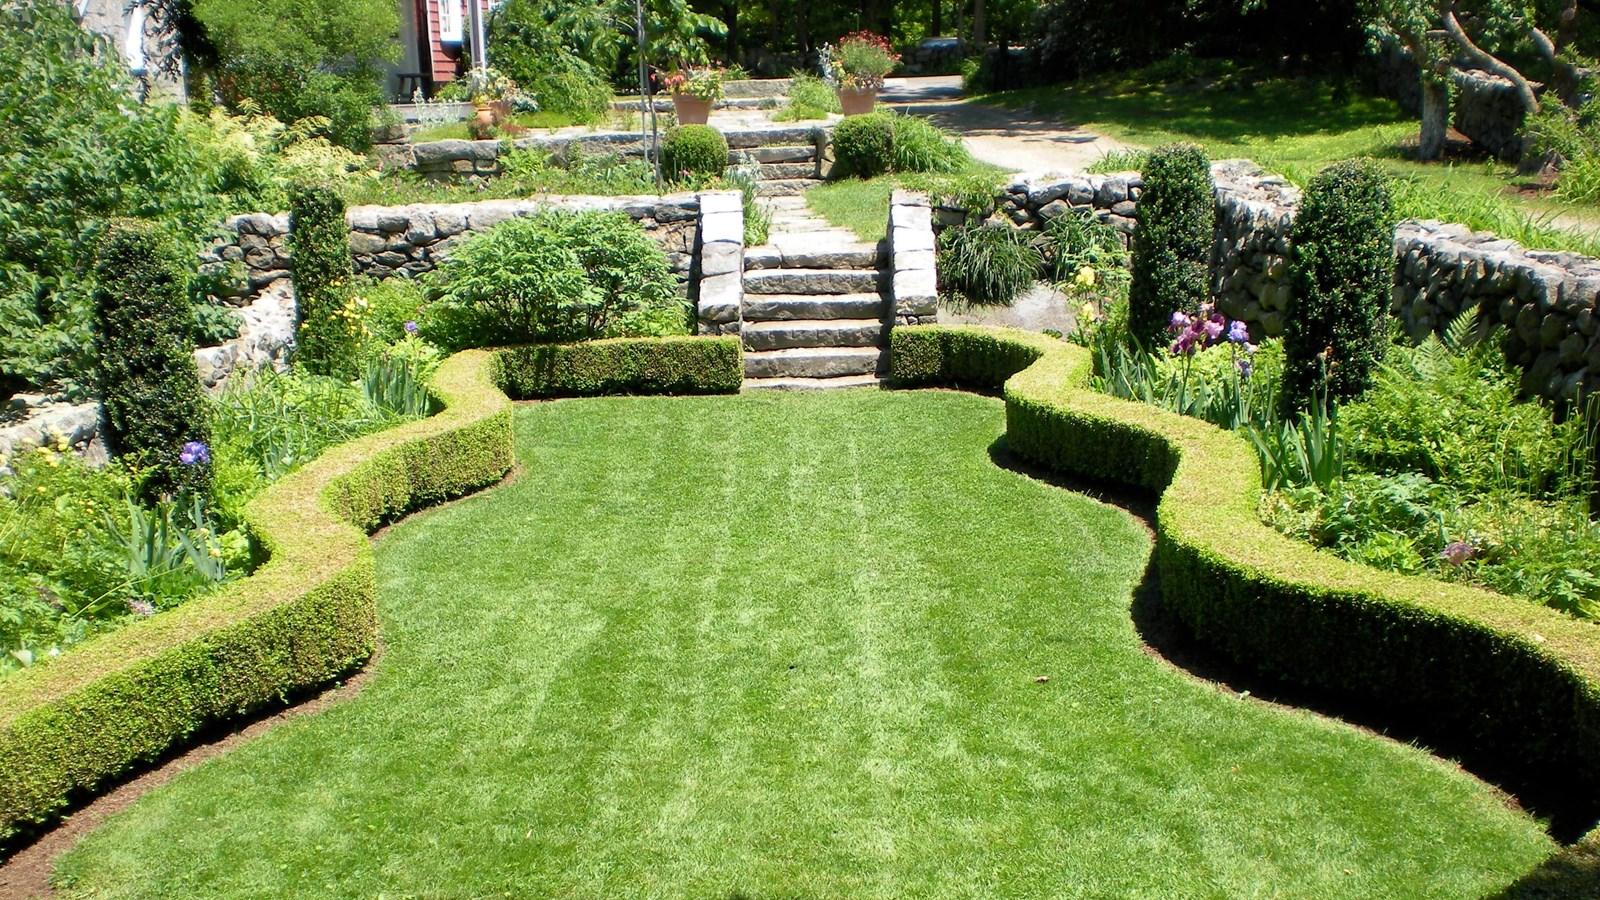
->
xmin=740 ymin=197 xmax=891 ymax=390
xmin=730 ymin=140 xmax=827 ymax=197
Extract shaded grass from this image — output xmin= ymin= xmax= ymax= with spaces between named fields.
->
xmin=981 ymin=66 xmax=1600 ymax=255
xmin=54 ymin=391 xmax=1553 ymax=898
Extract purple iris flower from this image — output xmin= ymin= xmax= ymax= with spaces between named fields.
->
xmin=179 ymin=441 xmax=210 ymax=466
xmin=1228 ymin=320 xmax=1250 ymax=344
xmin=404 ymin=320 xmax=419 ymax=334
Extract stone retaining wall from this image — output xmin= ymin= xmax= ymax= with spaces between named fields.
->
xmin=388 ymin=126 xmax=829 ymax=180
xmin=890 ymin=190 xmax=938 ymax=326
xmin=1370 ymin=44 xmax=1531 ymax=160
xmin=694 ymin=192 xmax=746 ymax=335
xmin=954 ymin=160 xmax=1599 ymax=403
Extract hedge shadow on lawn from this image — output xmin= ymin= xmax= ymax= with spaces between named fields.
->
xmin=892 ymin=324 xmax=1600 ymax=874
xmin=985 ymin=435 xmax=1596 ymax=842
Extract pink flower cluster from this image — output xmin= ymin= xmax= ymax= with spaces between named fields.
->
xmin=1168 ymin=303 xmax=1255 ymax=357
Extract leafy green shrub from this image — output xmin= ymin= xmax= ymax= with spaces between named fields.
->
xmin=426 ymin=211 xmax=687 ymax=349
xmin=487 ymin=0 xmax=617 ymax=123
xmin=891 ymin=114 xmax=972 ymax=174
xmin=1281 ymin=159 xmax=1396 ymax=414
xmin=492 ymin=336 xmax=743 ymax=398
xmin=288 ymin=183 xmax=360 ymax=380
xmin=660 ymin=126 xmax=729 ymax=182
xmin=1127 ymin=143 xmax=1214 ymax=347
xmin=193 ymin=0 xmax=398 ymax=150
xmin=92 ymin=221 xmax=212 ymax=499
xmin=1041 ymin=211 xmax=1128 ymax=288
xmin=351 ymin=276 xmax=426 ymax=346
xmin=936 ymin=223 xmax=1042 ymax=306
xmin=0 ymin=2 xmax=284 ymax=393
xmin=832 ymin=112 xmax=895 ymax=178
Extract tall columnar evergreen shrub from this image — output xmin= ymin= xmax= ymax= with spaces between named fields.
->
xmin=92 ymin=221 xmax=211 ymax=498
xmin=1127 ymin=143 xmax=1214 ymax=348
xmin=288 ymin=182 xmax=359 ymax=380
xmin=1281 ymin=159 xmax=1397 ymax=416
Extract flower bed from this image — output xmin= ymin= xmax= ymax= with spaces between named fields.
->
xmin=889 ymin=325 xmax=1600 ymax=854
xmin=0 ymin=350 xmax=514 ymax=842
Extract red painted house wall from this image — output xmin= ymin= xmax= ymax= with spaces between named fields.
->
xmin=416 ymin=0 xmax=491 ymax=86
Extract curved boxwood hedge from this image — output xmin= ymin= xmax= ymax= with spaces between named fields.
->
xmin=0 ymin=350 xmax=515 ymax=843
xmin=890 ymin=325 xmax=1600 ymax=846
xmin=491 ymin=336 xmax=742 ymax=399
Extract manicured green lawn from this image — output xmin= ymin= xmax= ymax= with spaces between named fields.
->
xmin=980 ymin=66 xmax=1600 ymax=255
xmin=55 ymin=391 xmax=1553 ymax=897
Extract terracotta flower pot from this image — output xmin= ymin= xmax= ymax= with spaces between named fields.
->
xmin=471 ymin=103 xmax=495 ymax=139
xmin=837 ymin=87 xmax=878 ymax=116
xmin=672 ymin=93 xmax=713 ymax=125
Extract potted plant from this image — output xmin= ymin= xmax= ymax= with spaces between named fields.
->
xmin=464 ymin=67 xmax=519 ymax=138
xmin=659 ymin=67 xmax=726 ymax=126
xmin=830 ymin=31 xmax=898 ymax=115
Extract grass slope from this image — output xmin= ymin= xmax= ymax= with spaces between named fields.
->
xmin=55 ymin=391 xmax=1553 ymax=898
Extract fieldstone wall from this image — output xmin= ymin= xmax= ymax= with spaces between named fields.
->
xmin=954 ymin=159 xmax=1599 ymax=403
xmin=898 ymin=39 xmax=967 ymax=76
xmin=392 ymin=126 xmax=829 ymax=180
xmin=890 ymin=190 xmax=938 ymax=326
xmin=200 ymin=194 xmax=704 ymax=303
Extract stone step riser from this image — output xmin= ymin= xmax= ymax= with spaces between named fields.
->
xmin=743 ymin=320 xmax=884 ymax=351
xmin=744 ymin=348 xmax=887 ymax=379
xmin=756 ymin=179 xmax=823 ymax=197
xmin=742 ymin=294 xmax=885 ymax=321
xmin=745 ymin=269 xmax=881 ymax=295
xmin=744 ymin=248 xmax=883 ymax=271
xmin=731 ymin=146 xmax=818 ymax=165
xmin=743 ymin=374 xmax=886 ymax=391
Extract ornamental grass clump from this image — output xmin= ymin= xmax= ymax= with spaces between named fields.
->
xmin=288 ymin=182 xmax=362 ymax=381
xmin=92 ymin=220 xmax=213 ymax=499
xmin=1280 ymin=158 xmax=1396 ymax=416
xmin=937 ymin=223 xmax=1042 ymax=307
xmin=1127 ymin=143 xmax=1214 ymax=348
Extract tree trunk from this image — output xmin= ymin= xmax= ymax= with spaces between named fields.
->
xmin=724 ymin=1 xmax=738 ymax=65
xmin=1419 ymin=76 xmax=1450 ymax=160
xmin=932 ymin=0 xmax=941 ymax=37
xmin=973 ymin=0 xmax=986 ymax=45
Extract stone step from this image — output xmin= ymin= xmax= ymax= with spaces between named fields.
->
xmin=743 ymin=293 xmax=885 ymax=321
xmin=744 ymin=346 xmax=888 ymax=379
xmin=757 ymin=178 xmax=822 ymax=197
xmin=742 ymin=374 xmax=887 ymax=391
xmin=744 ymin=242 xmax=884 ymax=271
xmin=742 ymin=318 xmax=885 ymax=351
xmin=755 ymin=162 xmax=818 ymax=180
xmin=744 ymin=268 xmax=881 ymax=295
xmin=732 ymin=145 xmax=818 ymax=165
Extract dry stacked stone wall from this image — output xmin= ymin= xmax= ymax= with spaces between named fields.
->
xmin=957 ymin=160 xmax=1599 ymax=403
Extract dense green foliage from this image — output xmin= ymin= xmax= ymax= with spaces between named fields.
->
xmin=891 ymin=114 xmax=974 ymax=174
xmin=91 ymin=222 xmax=212 ymax=499
xmin=0 ymin=2 xmax=360 ymax=394
xmin=492 ymin=336 xmax=743 ymax=398
xmin=192 ymin=0 xmax=397 ymax=150
xmin=426 ymin=211 xmax=687 ymax=348
xmin=776 ymin=73 xmax=841 ymax=120
xmin=0 ymin=352 xmax=513 ymax=842
xmin=287 ymin=183 xmax=360 ymax=380
xmin=831 ymin=112 xmax=896 ymax=178
xmin=1281 ymin=159 xmax=1397 ymax=413
xmin=55 ymin=389 xmax=1556 ymax=897
xmin=935 ymin=223 xmax=1042 ymax=306
xmin=486 ymin=0 xmax=613 ymax=122
xmin=1127 ymin=143 xmax=1214 ymax=347
xmin=660 ymin=125 xmax=730 ymax=181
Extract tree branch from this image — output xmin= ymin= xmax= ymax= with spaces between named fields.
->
xmin=1440 ymin=5 xmax=1540 ymax=114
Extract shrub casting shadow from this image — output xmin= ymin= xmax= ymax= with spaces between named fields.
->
xmin=987 ymin=436 xmax=1600 ymax=853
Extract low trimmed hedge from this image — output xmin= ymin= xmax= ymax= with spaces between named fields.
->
xmin=890 ymin=325 xmax=1600 ymax=846
xmin=491 ymin=336 xmax=742 ymax=399
xmin=0 ymin=351 xmax=514 ymax=843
